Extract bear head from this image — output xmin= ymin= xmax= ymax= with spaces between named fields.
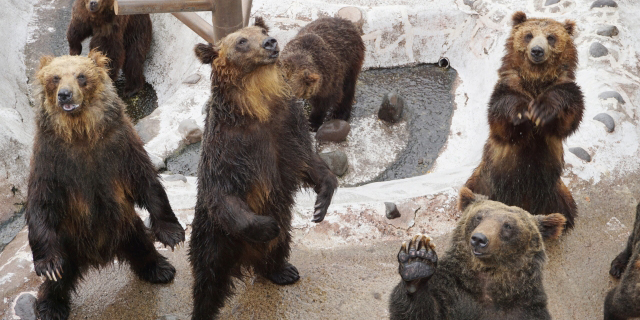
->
xmin=506 ymin=11 xmax=577 ymax=80
xmin=84 ymin=0 xmax=114 ymax=14
xmin=454 ymin=187 xmax=566 ymax=269
xmin=280 ymin=34 xmax=325 ymax=99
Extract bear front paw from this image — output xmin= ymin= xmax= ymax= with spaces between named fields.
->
xmin=398 ymin=234 xmax=437 ymax=294
xmin=527 ymin=97 xmax=557 ymax=127
xmin=34 ymin=256 xmax=64 ymax=282
xmin=153 ymin=220 xmax=186 ymax=250
xmin=242 ymin=215 xmax=281 ymax=243
xmin=609 ymin=252 xmax=630 ymax=279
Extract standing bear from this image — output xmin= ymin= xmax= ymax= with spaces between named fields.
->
xmin=464 ymin=11 xmax=584 ymax=229
xmin=67 ymin=0 xmax=152 ymax=97
xmin=27 ymin=50 xmax=185 ymax=320
xmin=389 ymin=187 xmax=566 ymax=320
xmin=280 ymin=17 xmax=365 ymax=131
xmin=189 ymin=18 xmax=338 ymax=320
xmin=605 ymin=202 xmax=640 ymax=320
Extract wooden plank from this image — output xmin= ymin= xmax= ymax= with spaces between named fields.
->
xmin=114 ymin=0 xmax=213 ymax=15
xmin=172 ymin=12 xmax=215 ymax=44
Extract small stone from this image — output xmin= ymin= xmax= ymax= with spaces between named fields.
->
xmin=598 ymin=91 xmax=625 ymax=104
xmin=148 ymin=153 xmax=166 ymax=171
xmin=378 ymin=92 xmax=405 ymax=123
xmin=589 ymin=42 xmax=609 ymax=58
xmin=164 ymin=174 xmax=187 ymax=183
xmin=183 ymin=73 xmax=202 ymax=84
xmin=337 ymin=7 xmax=364 ymax=32
xmin=135 ymin=118 xmax=160 ymax=144
xmin=545 ymin=0 xmax=560 ymax=6
xmin=597 ymin=25 xmax=619 ymax=37
xmin=319 ymin=150 xmax=349 ymax=176
xmin=593 ymin=113 xmax=615 ymax=132
xmin=14 ymin=293 xmax=37 ymax=320
xmin=178 ymin=119 xmax=203 ymax=145
xmin=385 ymin=202 xmax=401 ymax=219
xmin=569 ymin=147 xmax=591 ymax=162
xmin=373 ymin=292 xmax=382 ymax=300
xmin=590 ymin=0 xmax=617 ymax=8
xmin=316 ymin=120 xmax=351 ymax=142
xmin=157 ymin=316 xmax=179 ymax=320
xmin=463 ymin=0 xmax=475 ymax=6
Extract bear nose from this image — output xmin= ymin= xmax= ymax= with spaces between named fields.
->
xmin=262 ymin=37 xmax=278 ymax=51
xmin=470 ymin=233 xmax=489 ymax=248
xmin=531 ymin=46 xmax=545 ymax=58
xmin=58 ymin=89 xmax=73 ymax=103
xmin=89 ymin=1 xmax=98 ymax=11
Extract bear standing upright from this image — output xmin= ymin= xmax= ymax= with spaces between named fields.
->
xmin=280 ymin=17 xmax=365 ymax=131
xmin=388 ymin=187 xmax=566 ymax=320
xmin=67 ymin=0 xmax=152 ymax=97
xmin=26 ymin=51 xmax=185 ymax=320
xmin=189 ymin=18 xmax=338 ymax=320
xmin=464 ymin=11 xmax=584 ymax=229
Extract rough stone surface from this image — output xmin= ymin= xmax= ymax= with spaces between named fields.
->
xmin=182 ymin=73 xmax=201 ymax=85
xmin=178 ymin=119 xmax=203 ymax=145
xmin=316 ymin=120 xmax=351 ymax=143
xmin=591 ymin=0 xmax=618 ymax=8
xmin=337 ymin=6 xmax=364 ymax=32
xmin=319 ymin=150 xmax=349 ymax=176
xmin=569 ymin=147 xmax=592 ymax=162
xmin=545 ymin=0 xmax=560 ymax=6
xmin=135 ymin=118 xmax=161 ymax=144
xmin=378 ymin=92 xmax=405 ymax=123
xmin=597 ymin=25 xmax=619 ymax=37
xmin=593 ymin=113 xmax=615 ymax=133
xmin=163 ymin=174 xmax=187 ymax=183
xmin=598 ymin=91 xmax=625 ymax=104
xmin=13 ymin=293 xmax=37 ymax=320
xmin=385 ymin=202 xmax=400 ymax=219
xmin=590 ymin=42 xmax=609 ymax=58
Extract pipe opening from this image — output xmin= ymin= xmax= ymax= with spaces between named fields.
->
xmin=438 ymin=57 xmax=450 ymax=69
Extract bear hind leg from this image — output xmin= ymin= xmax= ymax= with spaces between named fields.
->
xmin=332 ymin=71 xmax=358 ymax=122
xmin=256 ymin=235 xmax=300 ymax=285
xmin=36 ymin=262 xmax=81 ymax=320
xmin=120 ymin=219 xmax=176 ymax=284
xmin=555 ymin=180 xmax=577 ymax=230
xmin=122 ymin=15 xmax=152 ymax=97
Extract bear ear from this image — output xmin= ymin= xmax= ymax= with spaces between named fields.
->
xmin=254 ymin=16 xmax=269 ymax=33
xmin=88 ymin=49 xmax=110 ymax=69
xmin=564 ymin=20 xmax=576 ymax=36
xmin=535 ymin=213 xmax=566 ymax=241
xmin=512 ymin=11 xmax=527 ymax=26
xmin=303 ymin=70 xmax=320 ymax=84
xmin=194 ymin=43 xmax=219 ymax=64
xmin=38 ymin=55 xmax=54 ymax=70
xmin=458 ymin=187 xmax=477 ymax=211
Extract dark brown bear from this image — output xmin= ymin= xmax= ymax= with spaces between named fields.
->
xmin=605 ymin=202 xmax=640 ymax=320
xmin=280 ymin=17 xmax=365 ymax=131
xmin=26 ymin=51 xmax=185 ymax=320
xmin=389 ymin=187 xmax=566 ymax=320
xmin=464 ymin=11 xmax=584 ymax=229
xmin=67 ymin=0 xmax=152 ymax=97
xmin=189 ymin=18 xmax=338 ymax=320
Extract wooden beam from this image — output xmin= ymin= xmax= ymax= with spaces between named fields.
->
xmin=242 ymin=0 xmax=252 ymax=27
xmin=114 ymin=0 xmax=213 ymax=15
xmin=212 ymin=0 xmax=243 ymax=41
xmin=171 ymin=12 xmax=215 ymax=44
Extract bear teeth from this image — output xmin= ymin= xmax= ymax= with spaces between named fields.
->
xmin=62 ymin=104 xmax=79 ymax=111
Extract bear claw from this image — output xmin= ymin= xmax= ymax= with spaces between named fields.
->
xmin=398 ymin=234 xmax=437 ymax=287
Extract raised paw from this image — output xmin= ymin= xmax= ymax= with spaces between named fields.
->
xmin=609 ymin=252 xmax=630 ymax=279
xmin=398 ymin=234 xmax=437 ymax=294
xmin=265 ymin=262 xmax=300 ymax=285
xmin=153 ymin=219 xmax=186 ymax=251
xmin=527 ymin=97 xmax=557 ymax=128
xmin=312 ymin=175 xmax=337 ymax=223
xmin=242 ymin=215 xmax=280 ymax=243
xmin=34 ymin=256 xmax=64 ymax=282
xmin=510 ymin=110 xmax=529 ymax=126
xmin=135 ymin=255 xmax=176 ymax=284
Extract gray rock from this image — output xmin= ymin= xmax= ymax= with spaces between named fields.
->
xmin=148 ymin=153 xmax=166 ymax=171
xmin=569 ymin=147 xmax=591 ymax=162
xmin=183 ymin=73 xmax=202 ymax=85
xmin=590 ymin=42 xmax=609 ymax=58
xmin=14 ymin=292 xmax=37 ymax=320
xmin=319 ymin=150 xmax=349 ymax=176
xmin=593 ymin=113 xmax=615 ymax=132
xmin=385 ymin=202 xmax=401 ymax=219
xmin=378 ymin=92 xmax=405 ymax=123
xmin=135 ymin=118 xmax=160 ymax=144
xmin=164 ymin=174 xmax=187 ymax=183
xmin=598 ymin=91 xmax=625 ymax=104
xmin=178 ymin=119 xmax=203 ymax=145
xmin=316 ymin=120 xmax=351 ymax=142
xmin=591 ymin=0 xmax=617 ymax=8
xmin=157 ymin=315 xmax=179 ymax=320
xmin=545 ymin=0 xmax=560 ymax=5
xmin=597 ymin=25 xmax=619 ymax=37
xmin=463 ymin=0 xmax=475 ymax=6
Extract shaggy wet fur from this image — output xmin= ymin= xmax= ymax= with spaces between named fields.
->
xmin=389 ymin=187 xmax=565 ymax=320
xmin=605 ymin=202 xmax=640 ymax=320
xmin=67 ymin=0 xmax=152 ymax=97
xmin=464 ymin=11 xmax=584 ymax=229
xmin=281 ymin=17 xmax=365 ymax=130
xmin=26 ymin=51 xmax=184 ymax=320
xmin=189 ymin=19 xmax=338 ymax=320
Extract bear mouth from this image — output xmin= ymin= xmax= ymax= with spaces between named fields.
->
xmin=60 ymin=104 xmax=80 ymax=112
xmin=268 ymin=50 xmax=279 ymax=59
xmin=472 ymin=248 xmax=489 ymax=257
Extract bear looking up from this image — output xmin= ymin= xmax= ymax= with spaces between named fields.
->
xmin=188 ymin=17 xmax=338 ymax=320
xmin=388 ymin=187 xmax=566 ymax=320
xmin=26 ymin=51 xmax=185 ymax=320
xmin=67 ymin=0 xmax=152 ymax=97
xmin=464 ymin=11 xmax=584 ymax=229
xmin=605 ymin=202 xmax=640 ymax=320
xmin=280 ymin=17 xmax=365 ymax=131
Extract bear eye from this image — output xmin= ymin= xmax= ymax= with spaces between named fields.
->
xmin=261 ymin=29 xmax=268 ymax=35
xmin=475 ymin=214 xmax=483 ymax=221
xmin=237 ymin=38 xmax=248 ymax=45
xmin=547 ymin=35 xmax=556 ymax=46
xmin=524 ymin=33 xmax=533 ymax=42
xmin=77 ymin=74 xmax=87 ymax=86
xmin=52 ymin=75 xmax=60 ymax=83
xmin=503 ymin=223 xmax=512 ymax=230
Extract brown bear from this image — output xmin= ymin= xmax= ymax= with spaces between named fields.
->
xmin=388 ymin=187 xmax=566 ymax=320
xmin=605 ymin=202 xmax=640 ymax=320
xmin=67 ymin=0 xmax=152 ymax=97
xmin=280 ymin=17 xmax=365 ymax=131
xmin=188 ymin=17 xmax=338 ymax=320
xmin=464 ymin=11 xmax=584 ymax=229
xmin=26 ymin=50 xmax=185 ymax=320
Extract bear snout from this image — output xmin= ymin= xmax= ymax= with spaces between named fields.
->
xmin=470 ymin=233 xmax=489 ymax=255
xmin=262 ymin=37 xmax=279 ymax=56
xmin=89 ymin=0 xmax=99 ymax=12
xmin=530 ymin=46 xmax=545 ymax=61
xmin=58 ymin=89 xmax=73 ymax=104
